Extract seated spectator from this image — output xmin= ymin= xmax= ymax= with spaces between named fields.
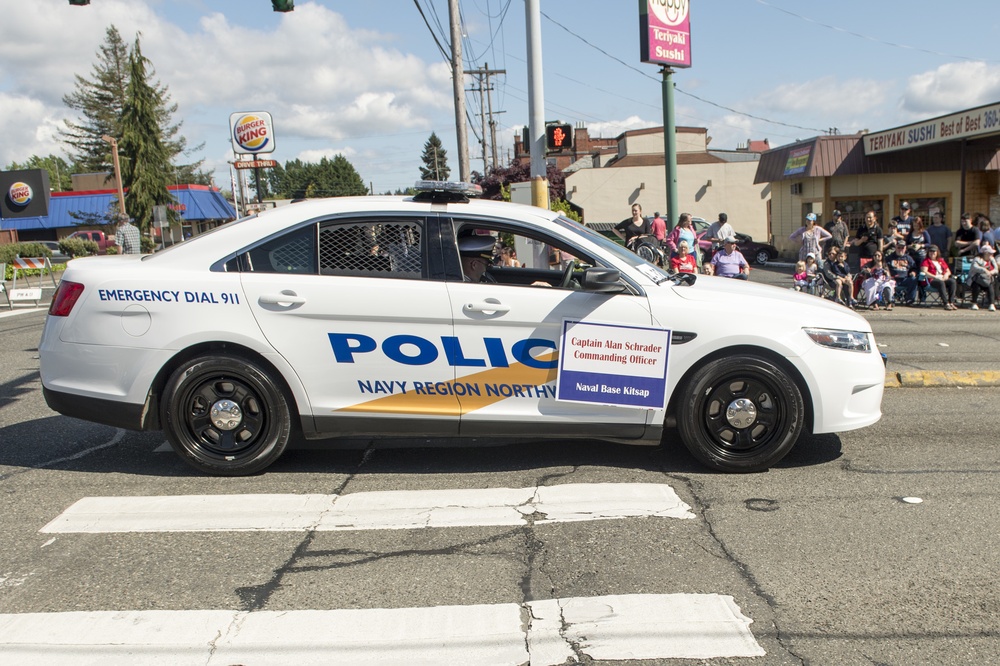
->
xmin=792 ymin=260 xmax=810 ymax=291
xmin=669 ymin=240 xmax=697 ymax=274
xmin=820 ymin=245 xmax=854 ymax=306
xmin=707 ymin=237 xmax=749 ymax=279
xmin=860 ymin=250 xmax=896 ymax=310
xmin=885 ymin=239 xmax=918 ymax=305
xmin=921 ymin=245 xmax=958 ymax=310
xmin=967 ymin=244 xmax=998 ymax=311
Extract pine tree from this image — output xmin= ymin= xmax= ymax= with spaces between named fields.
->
xmin=419 ymin=132 xmax=450 ymax=181
xmin=61 ymin=25 xmax=129 ymax=173
xmin=119 ymin=38 xmax=175 ymax=232
xmin=5 ymin=155 xmax=77 ymax=192
xmin=61 ymin=26 xmax=207 ymax=182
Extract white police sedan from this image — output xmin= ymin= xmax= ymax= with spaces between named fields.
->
xmin=40 ymin=182 xmax=884 ymax=475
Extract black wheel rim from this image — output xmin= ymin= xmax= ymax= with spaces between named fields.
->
xmin=700 ymin=373 xmax=788 ymax=457
xmin=181 ymin=375 xmax=268 ymax=458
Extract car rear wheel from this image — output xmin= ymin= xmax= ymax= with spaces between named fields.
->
xmin=162 ymin=354 xmax=291 ymax=476
xmin=754 ymin=249 xmax=771 ymax=265
xmin=676 ymin=355 xmax=803 ymax=472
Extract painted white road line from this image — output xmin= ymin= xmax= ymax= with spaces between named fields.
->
xmin=0 ymin=594 xmax=764 ymax=665
xmin=39 ymin=483 xmax=695 ymax=533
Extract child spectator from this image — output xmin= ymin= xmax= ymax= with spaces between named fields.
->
xmin=792 ymin=260 xmax=810 ymax=291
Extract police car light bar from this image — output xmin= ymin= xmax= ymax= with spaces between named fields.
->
xmin=412 ymin=181 xmax=483 ymax=203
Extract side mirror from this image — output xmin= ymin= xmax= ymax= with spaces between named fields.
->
xmin=581 ymin=267 xmax=626 ymax=293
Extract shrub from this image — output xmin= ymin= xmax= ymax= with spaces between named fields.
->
xmin=59 ymin=237 xmax=97 ymax=258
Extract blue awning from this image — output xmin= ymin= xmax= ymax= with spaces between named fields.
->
xmin=0 ymin=186 xmax=236 ymax=232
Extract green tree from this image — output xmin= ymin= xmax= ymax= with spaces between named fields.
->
xmin=273 ymin=156 xmax=367 ymax=199
xmin=4 ymin=154 xmax=77 ymax=192
xmin=419 ymin=132 xmax=450 ymax=181
xmin=61 ymin=26 xmax=207 ymax=183
xmin=119 ymin=38 xmax=175 ymax=232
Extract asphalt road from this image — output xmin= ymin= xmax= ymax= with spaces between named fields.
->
xmin=2 ymin=306 xmax=1000 ymax=663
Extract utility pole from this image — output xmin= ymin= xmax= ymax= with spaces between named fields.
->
xmin=448 ymin=0 xmax=470 ymax=182
xmin=525 ymin=0 xmax=548 ymax=209
xmin=464 ymin=63 xmax=506 ymax=173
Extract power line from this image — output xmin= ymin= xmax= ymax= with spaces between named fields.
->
xmin=756 ymin=0 xmax=997 ymax=64
xmin=537 ymin=8 xmax=828 ymax=134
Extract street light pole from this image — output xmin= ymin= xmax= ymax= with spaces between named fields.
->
xmin=101 ymin=134 xmax=127 ymax=218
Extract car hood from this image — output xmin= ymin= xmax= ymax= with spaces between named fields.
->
xmin=664 ymin=274 xmax=871 ymax=331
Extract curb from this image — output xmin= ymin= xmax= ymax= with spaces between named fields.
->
xmin=885 ymin=371 xmax=1000 ymax=388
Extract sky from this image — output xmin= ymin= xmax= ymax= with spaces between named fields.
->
xmin=2 ymin=0 xmax=1000 ymax=195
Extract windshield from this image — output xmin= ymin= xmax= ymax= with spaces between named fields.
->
xmin=553 ymin=216 xmax=672 ymax=283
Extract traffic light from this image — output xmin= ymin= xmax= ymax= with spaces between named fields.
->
xmin=545 ymin=123 xmax=573 ymax=152
xmin=68 ymin=0 xmax=90 ymax=5
xmin=271 ymin=0 xmax=294 ymax=11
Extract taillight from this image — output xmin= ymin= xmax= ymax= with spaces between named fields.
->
xmin=49 ymin=280 xmax=85 ymax=317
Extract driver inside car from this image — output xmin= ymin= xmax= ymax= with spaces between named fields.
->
xmin=458 ymin=233 xmax=498 ymax=282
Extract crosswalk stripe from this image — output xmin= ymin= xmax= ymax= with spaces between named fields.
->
xmin=0 ymin=594 xmax=764 ymax=664
xmin=39 ymin=483 xmax=695 ymax=533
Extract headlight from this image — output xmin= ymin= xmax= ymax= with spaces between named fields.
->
xmin=803 ymin=328 xmax=872 ymax=353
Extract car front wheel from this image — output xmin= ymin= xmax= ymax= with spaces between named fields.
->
xmin=161 ymin=354 xmax=292 ymax=476
xmin=676 ymin=355 xmax=803 ymax=472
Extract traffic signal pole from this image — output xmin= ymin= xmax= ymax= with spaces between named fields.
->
xmin=525 ymin=0 xmax=548 ymax=210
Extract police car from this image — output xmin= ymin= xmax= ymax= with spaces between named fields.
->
xmin=40 ymin=182 xmax=884 ymax=476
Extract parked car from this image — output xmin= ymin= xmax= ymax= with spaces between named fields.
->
xmin=691 ymin=219 xmax=777 ymax=265
xmin=40 ymin=182 xmax=883 ymax=476
xmin=39 ymin=241 xmax=72 ymax=265
xmin=66 ymin=229 xmax=115 ymax=254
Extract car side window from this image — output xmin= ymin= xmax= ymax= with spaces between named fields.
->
xmin=319 ymin=218 xmax=423 ymax=279
xmin=246 ymin=224 xmax=318 ymax=274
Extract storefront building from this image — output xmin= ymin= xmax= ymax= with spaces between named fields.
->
xmin=755 ymin=102 xmax=1000 ymax=260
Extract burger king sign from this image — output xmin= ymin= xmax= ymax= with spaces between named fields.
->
xmin=229 ymin=111 xmax=276 ymax=155
xmin=8 ymin=181 xmax=33 ymax=207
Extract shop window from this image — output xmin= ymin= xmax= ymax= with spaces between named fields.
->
xmin=834 ymin=199 xmax=885 ymax=233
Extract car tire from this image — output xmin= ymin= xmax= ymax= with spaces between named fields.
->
xmin=754 ymin=249 xmax=771 ymax=265
xmin=676 ymin=355 xmax=803 ymax=472
xmin=161 ymin=354 xmax=292 ymax=476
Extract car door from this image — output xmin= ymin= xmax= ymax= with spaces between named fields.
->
xmin=240 ymin=215 xmax=460 ymax=435
xmin=443 ymin=218 xmax=655 ymax=439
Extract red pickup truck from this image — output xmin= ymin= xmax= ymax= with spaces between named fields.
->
xmin=66 ymin=230 xmax=115 ymax=254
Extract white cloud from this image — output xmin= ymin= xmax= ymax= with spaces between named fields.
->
xmin=902 ymin=61 xmax=1000 ymax=116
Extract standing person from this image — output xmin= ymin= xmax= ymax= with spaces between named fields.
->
xmin=977 ymin=214 xmax=996 ymax=251
xmin=115 ymin=214 xmax=141 ymax=255
xmin=921 ymin=245 xmax=958 ymax=310
xmin=851 ymin=211 xmax=884 ymax=268
xmin=614 ymin=203 xmax=651 ymax=247
xmin=824 ymin=209 xmax=849 ymax=252
xmin=967 ymin=245 xmax=998 ymax=311
xmin=789 ymin=212 xmax=832 ymax=262
xmin=954 ymin=213 xmax=982 ymax=259
xmin=664 ymin=213 xmax=701 ymax=267
xmin=705 ymin=212 xmax=735 ymax=256
xmin=925 ymin=209 xmax=953 ymax=256
xmin=905 ymin=216 xmax=931 ymax=266
xmin=649 ymin=211 xmax=667 ymax=245
xmin=889 ymin=201 xmax=914 ymax=242
xmin=707 ymin=236 xmax=750 ymax=279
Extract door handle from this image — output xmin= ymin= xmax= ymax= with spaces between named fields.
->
xmin=259 ymin=291 xmax=306 ymax=306
xmin=464 ymin=299 xmax=510 ymax=314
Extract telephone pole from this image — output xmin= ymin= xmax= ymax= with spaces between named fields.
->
xmin=448 ymin=0 xmax=470 ymax=181
xmin=464 ymin=63 xmax=506 ymax=173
